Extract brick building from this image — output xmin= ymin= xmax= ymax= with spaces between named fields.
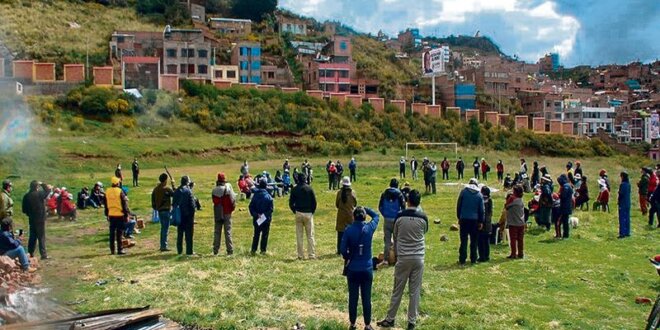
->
xmin=122 ymin=56 xmax=160 ymax=89
xmin=208 ymin=18 xmax=252 ymax=37
xmin=163 ymin=26 xmax=211 ymax=80
xmin=109 ymin=31 xmax=163 ymax=60
xmin=231 ymin=41 xmax=261 ymax=84
xmin=277 ymin=15 xmax=308 ymax=35
xmin=212 ymin=65 xmax=239 ymax=84
xmin=261 ymin=65 xmax=293 ymax=87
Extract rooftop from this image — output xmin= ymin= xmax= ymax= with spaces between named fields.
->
xmin=209 ymin=17 xmax=252 ymax=23
xmin=122 ymin=56 xmax=160 ymax=64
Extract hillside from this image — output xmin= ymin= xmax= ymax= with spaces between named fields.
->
xmin=0 ymin=1 xmax=161 ymax=66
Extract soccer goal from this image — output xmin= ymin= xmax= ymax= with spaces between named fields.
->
xmin=405 ymin=142 xmax=458 ymax=159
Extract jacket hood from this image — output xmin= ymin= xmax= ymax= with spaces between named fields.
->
xmin=558 ymin=174 xmax=568 ymax=185
xmin=465 ymin=184 xmax=480 ymax=192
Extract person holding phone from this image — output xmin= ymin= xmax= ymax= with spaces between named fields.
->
xmin=0 ymin=217 xmax=35 ymax=272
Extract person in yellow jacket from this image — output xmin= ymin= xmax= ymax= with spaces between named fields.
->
xmin=104 ymin=177 xmax=131 ymax=255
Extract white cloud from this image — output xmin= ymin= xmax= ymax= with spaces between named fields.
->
xmin=278 ymin=0 xmax=581 ymax=62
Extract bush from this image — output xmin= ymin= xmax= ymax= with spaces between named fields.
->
xmin=69 ymin=116 xmax=86 ymax=131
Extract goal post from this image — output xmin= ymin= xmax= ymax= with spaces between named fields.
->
xmin=405 ymin=142 xmax=458 ymax=159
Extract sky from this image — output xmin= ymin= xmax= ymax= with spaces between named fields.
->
xmin=279 ymin=0 xmax=659 ymax=67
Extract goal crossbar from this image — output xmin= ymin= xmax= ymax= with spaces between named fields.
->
xmin=405 ymin=142 xmax=458 ymax=159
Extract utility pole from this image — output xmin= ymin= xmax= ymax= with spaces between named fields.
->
xmin=86 ymin=33 xmax=89 ymax=82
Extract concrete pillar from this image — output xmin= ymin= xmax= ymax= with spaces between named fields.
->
xmin=63 ymin=64 xmax=85 ymax=82
xmin=93 ymin=66 xmax=113 ymax=86
xmin=369 ymin=98 xmax=385 ymax=113
xmin=411 ymin=103 xmax=427 ymax=115
xmin=515 ymin=115 xmax=529 ymax=130
xmin=346 ymin=94 xmax=363 ymax=108
xmin=465 ymin=109 xmax=480 ymax=122
xmin=485 ymin=112 xmax=498 ymax=126
xmin=330 ymin=92 xmax=346 ymax=102
xmin=427 ymin=105 xmax=441 ymax=117
xmin=533 ymin=117 xmax=546 ymax=132
xmin=391 ymin=100 xmax=406 ymax=114
xmin=213 ymin=80 xmax=233 ymax=89
xmin=256 ymin=84 xmax=275 ymax=90
xmin=13 ymin=60 xmax=34 ymax=81
xmin=33 ymin=63 xmax=56 ymax=82
xmin=562 ymin=122 xmax=574 ymax=135
xmin=160 ymin=74 xmax=179 ymax=92
xmin=549 ymin=120 xmax=562 ymax=134
xmin=281 ymin=87 xmax=299 ymax=93
xmin=306 ymin=90 xmax=324 ymax=100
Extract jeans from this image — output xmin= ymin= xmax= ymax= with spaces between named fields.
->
xmin=350 ymin=170 xmax=356 ymax=183
xmin=383 ymin=219 xmax=395 ymax=260
xmin=477 ymin=230 xmax=490 ymax=261
xmin=459 ymin=219 xmax=479 ymax=263
xmin=431 ymin=179 xmax=436 ymax=194
xmin=159 ymin=210 xmax=171 ymax=250
xmin=108 ymin=216 xmax=125 ymax=254
xmin=457 ymin=170 xmax=464 ymax=180
xmin=251 ymin=219 xmax=271 ymax=253
xmin=412 ymin=169 xmax=417 ymax=180
xmin=4 ymin=245 xmax=30 ymax=270
xmin=124 ymin=219 xmax=136 ymax=237
xmin=28 ymin=218 xmax=47 ymax=258
xmin=509 ymin=225 xmax=525 ymax=257
xmin=213 ymin=213 xmax=233 ymax=255
xmin=347 ymin=269 xmax=373 ymax=325
xmin=619 ymin=208 xmax=630 ymax=237
xmin=385 ymin=257 xmax=424 ymax=325
xmin=399 ymin=167 xmax=406 ymax=179
xmin=295 ymin=212 xmax=316 ymax=258
xmin=177 ymin=218 xmax=194 ymax=255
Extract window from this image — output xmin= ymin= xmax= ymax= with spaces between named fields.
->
xmin=198 ymin=49 xmax=208 ymax=58
xmin=252 ymin=48 xmax=260 ymax=56
xmin=240 ymin=61 xmax=248 ymax=70
xmin=240 ymin=47 xmax=247 ymax=56
xmin=181 ymin=49 xmax=188 ymax=57
xmin=226 ymin=70 xmax=236 ymax=79
xmin=215 ymin=70 xmax=224 ymax=79
xmin=251 ymin=61 xmax=260 ymax=70
xmin=167 ymin=65 xmax=177 ymax=74
xmin=339 ymin=70 xmax=349 ymax=78
xmin=319 ymin=70 xmax=326 ymax=78
xmin=251 ymin=76 xmax=261 ymax=84
xmin=338 ymin=84 xmax=349 ymax=92
xmin=180 ymin=64 xmax=188 ymax=74
xmin=188 ymin=64 xmax=195 ymax=74
xmin=198 ymin=65 xmax=208 ymax=74
xmin=117 ymin=36 xmax=125 ymax=43
xmin=340 ymin=41 xmax=347 ymax=50
xmin=267 ymin=71 xmax=275 ymax=79
xmin=166 ymin=49 xmax=177 ymax=58
xmin=187 ymin=49 xmax=195 ymax=58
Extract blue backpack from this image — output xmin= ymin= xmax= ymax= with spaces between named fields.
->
xmin=380 ymin=190 xmax=402 ymax=219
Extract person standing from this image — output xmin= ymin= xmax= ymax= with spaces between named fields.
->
xmin=21 ymin=181 xmax=51 ymax=260
xmin=131 ymin=158 xmax=140 ymax=187
xmin=430 ymin=162 xmax=438 ymax=194
xmin=478 ymin=186 xmax=492 ymax=262
xmin=556 ymin=174 xmax=573 ymax=239
xmin=378 ymin=179 xmax=406 ymax=265
xmin=650 ymin=183 xmax=660 ymax=227
xmin=152 ymin=173 xmax=174 ymax=252
xmin=496 ymin=160 xmax=504 ymax=183
xmin=481 ymin=158 xmax=489 ymax=181
xmin=341 ymin=207 xmax=380 ymax=330
xmin=539 ymin=174 xmax=554 ymax=230
xmin=618 ymin=171 xmax=631 ymax=238
xmin=637 ymin=168 xmax=649 ymax=216
xmin=240 ymin=160 xmax=249 ymax=176
xmin=289 ymin=173 xmax=317 ymax=260
xmin=472 ymin=158 xmax=480 ymax=179
xmin=531 ymin=161 xmax=540 ymax=188
xmin=173 ymin=176 xmax=197 ymax=255
xmin=283 ymin=159 xmax=291 ymax=173
xmin=520 ymin=158 xmax=528 ymax=176
xmin=336 ymin=177 xmax=357 ymax=255
xmin=328 ymin=161 xmax=338 ymax=190
xmin=104 ymin=176 xmax=130 ymax=255
xmin=212 ymin=173 xmax=236 ymax=256
xmin=0 ymin=180 xmax=14 ymax=220
xmin=456 ymin=157 xmax=465 ymax=180
xmin=114 ymin=164 xmax=124 ymax=186
xmin=377 ymin=190 xmax=428 ymax=330
xmin=337 ymin=161 xmax=345 ymax=184
xmin=399 ymin=157 xmax=406 ymax=179
xmin=249 ymin=177 xmax=274 ymax=255
xmin=441 ymin=157 xmax=450 ymax=180
xmin=456 ymin=179 xmax=484 ymax=264
xmin=506 ymin=185 xmax=526 ymax=259
xmin=574 ymin=161 xmax=583 ymax=177
xmin=349 ymin=157 xmax=357 ymax=183
xmin=647 ymin=168 xmax=658 ymax=222
xmin=410 ymin=157 xmax=418 ymax=180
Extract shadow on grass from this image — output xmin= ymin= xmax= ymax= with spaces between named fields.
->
xmin=538 ymin=238 xmax=563 ymax=244
xmin=432 ymin=257 xmax=511 ymax=272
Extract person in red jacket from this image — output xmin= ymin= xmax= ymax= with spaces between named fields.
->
xmin=441 ymin=157 xmax=450 ymax=180
xmin=594 ymin=178 xmax=610 ymax=212
xmin=59 ymin=193 xmax=77 ymax=221
xmin=496 ymin=160 xmax=504 ymax=183
xmin=481 ymin=158 xmax=490 ymax=181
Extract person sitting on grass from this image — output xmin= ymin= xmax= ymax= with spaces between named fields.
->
xmin=0 ymin=217 xmax=36 ymax=273
xmin=59 ymin=193 xmax=77 ymax=221
xmin=90 ymin=182 xmax=105 ymax=208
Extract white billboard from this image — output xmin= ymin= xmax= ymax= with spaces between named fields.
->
xmin=650 ymin=113 xmax=659 ymax=140
xmin=422 ymin=46 xmax=449 ymax=76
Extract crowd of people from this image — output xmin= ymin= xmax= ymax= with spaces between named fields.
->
xmin=0 ymin=155 xmax=658 ymax=330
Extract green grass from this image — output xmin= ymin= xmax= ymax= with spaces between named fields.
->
xmin=3 ymin=141 xmax=659 ymax=329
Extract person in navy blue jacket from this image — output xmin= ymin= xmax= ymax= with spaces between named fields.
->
xmin=249 ymin=177 xmax=275 ymax=255
xmin=456 ymin=179 xmax=484 ymax=264
xmin=341 ymin=206 xmax=379 ymax=330
xmin=378 ymin=178 xmax=406 ymax=264
xmin=618 ymin=171 xmax=632 ymax=238
xmin=557 ymin=174 xmax=574 ymax=239
xmin=173 ymin=176 xmax=197 ymax=255
xmin=0 ymin=217 xmax=33 ymax=272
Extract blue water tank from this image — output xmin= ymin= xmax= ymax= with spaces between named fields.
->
xmin=455 ymin=83 xmax=476 ymax=111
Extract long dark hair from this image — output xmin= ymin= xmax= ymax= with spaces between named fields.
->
xmin=341 ymin=186 xmax=351 ymax=203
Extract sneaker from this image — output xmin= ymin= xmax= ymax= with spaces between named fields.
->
xmin=24 ymin=267 xmax=37 ymax=273
xmin=507 ymin=255 xmax=516 ymax=259
xmin=364 ymin=325 xmax=374 ymax=330
xmin=407 ymin=323 xmax=415 ymax=330
xmin=117 ymin=251 xmax=127 ymax=255
xmin=349 ymin=325 xmax=356 ymax=330
xmin=376 ymin=319 xmax=395 ymax=328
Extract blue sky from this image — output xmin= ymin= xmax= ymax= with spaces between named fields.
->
xmin=279 ymin=0 xmax=659 ymax=67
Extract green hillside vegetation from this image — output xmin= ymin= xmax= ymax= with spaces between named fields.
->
xmin=0 ymin=1 xmax=161 ymax=66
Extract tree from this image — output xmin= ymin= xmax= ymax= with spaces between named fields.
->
xmin=231 ymin=0 xmax=277 ymax=22
xmin=467 ymin=117 xmax=481 ymax=145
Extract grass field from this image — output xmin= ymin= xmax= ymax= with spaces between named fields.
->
xmin=3 ymin=136 xmax=658 ymax=329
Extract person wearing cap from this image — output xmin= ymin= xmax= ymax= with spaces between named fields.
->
xmin=0 ymin=180 xmax=14 ymax=220
xmin=341 ymin=206 xmax=380 ymax=330
xmin=399 ymin=156 xmax=406 ymax=179
xmin=456 ymin=178 xmax=484 ymax=264
xmin=456 ymin=157 xmax=465 ymax=180
xmin=599 ymin=169 xmax=610 ymax=191
xmin=152 ymin=173 xmax=174 ymax=252
xmin=637 ymin=168 xmax=650 ymax=215
xmin=173 ymin=176 xmax=197 ymax=255
xmin=104 ymin=176 xmax=131 ymax=255
xmin=618 ymin=171 xmax=631 ymax=238
xmin=594 ymin=178 xmax=610 ymax=212
xmin=478 ymin=186 xmax=493 ymax=262
xmin=506 ymin=185 xmax=526 ymax=259
xmin=496 ymin=160 xmax=504 ymax=183
xmin=336 ymin=176 xmax=357 ymax=255
xmin=212 ymin=173 xmax=236 ymax=256
xmin=377 ymin=190 xmax=428 ymax=330
xmin=378 ymin=178 xmax=406 ymax=265
xmin=21 ymin=180 xmax=52 ymax=259
xmin=556 ymin=174 xmax=573 ymax=239
xmin=0 ymin=217 xmax=36 ymax=273
xmin=289 ymin=173 xmax=317 ymax=260
xmin=575 ymin=174 xmax=590 ymax=211
xmin=131 ymin=158 xmax=140 ymax=187
xmin=249 ymin=177 xmax=274 ymax=255
xmin=349 ymin=157 xmax=357 ymax=183
xmin=539 ymin=174 xmax=554 ymax=230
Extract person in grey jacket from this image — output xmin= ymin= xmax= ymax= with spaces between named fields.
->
xmin=378 ymin=189 xmax=428 ymax=330
xmin=456 ymin=179 xmax=484 ymax=264
xmin=506 ymin=185 xmax=526 ymax=259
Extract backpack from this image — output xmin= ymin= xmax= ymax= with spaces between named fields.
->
xmin=220 ymin=188 xmax=235 ymax=215
xmin=381 ymin=190 xmax=402 ymax=219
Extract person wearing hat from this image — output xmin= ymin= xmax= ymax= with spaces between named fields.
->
xmin=349 ymin=157 xmax=357 ymax=183
xmin=594 ymin=178 xmax=610 ymax=212
xmin=249 ymin=177 xmax=274 ymax=255
xmin=173 ymin=176 xmax=197 ymax=255
xmin=478 ymin=186 xmax=493 ymax=262
xmin=599 ymin=169 xmax=610 ymax=191
xmin=637 ymin=168 xmax=650 ymax=215
xmin=328 ymin=161 xmax=338 ymax=191
xmin=0 ymin=180 xmax=14 ymax=220
xmin=336 ymin=176 xmax=357 ymax=255
xmin=456 ymin=178 xmax=484 ymax=264
xmin=377 ymin=190 xmax=428 ymax=330
xmin=618 ymin=171 xmax=631 ymax=238
xmin=378 ymin=178 xmax=406 ymax=265
xmin=21 ymin=180 xmax=52 ymax=259
xmin=289 ymin=173 xmax=317 ymax=260
xmin=399 ymin=156 xmax=406 ymax=179
xmin=341 ymin=206 xmax=380 ymax=330
xmin=212 ymin=173 xmax=236 ymax=256
xmin=59 ymin=192 xmax=77 ymax=221
xmin=104 ymin=176 xmax=131 ymax=255
xmin=0 ymin=217 xmax=36 ymax=273
xmin=538 ymin=174 xmax=554 ymax=230
xmin=152 ymin=173 xmax=174 ymax=252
